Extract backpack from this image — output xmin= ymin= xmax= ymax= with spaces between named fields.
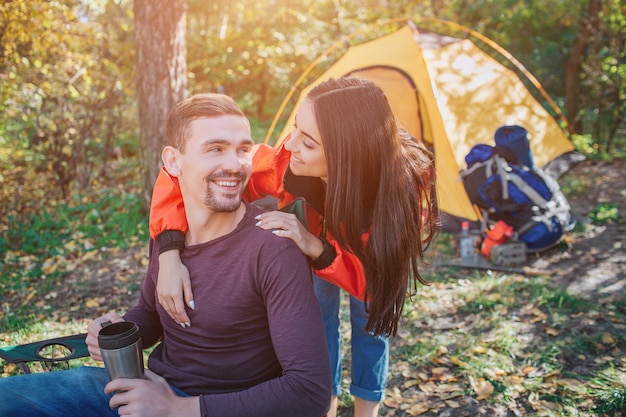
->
xmin=460 ymin=143 xmax=571 ymax=252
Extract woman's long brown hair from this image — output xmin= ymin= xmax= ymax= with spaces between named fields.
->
xmin=307 ymin=77 xmax=440 ymax=337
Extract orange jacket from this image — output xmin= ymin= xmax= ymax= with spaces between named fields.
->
xmin=149 ymin=141 xmax=367 ymax=301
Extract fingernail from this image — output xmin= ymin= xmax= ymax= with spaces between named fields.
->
xmin=255 ymin=221 xmax=262 ymax=227
xmin=189 ymin=300 xmax=195 ymax=310
xmin=185 ymin=322 xmax=191 ymax=327
xmin=254 ymin=214 xmax=261 ymax=220
xmin=180 ymin=323 xmax=186 ymax=328
xmin=272 ymin=230 xmax=280 ymax=235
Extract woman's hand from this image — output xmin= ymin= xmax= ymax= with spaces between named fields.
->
xmin=157 ymin=250 xmax=195 ymax=327
xmin=255 ymin=210 xmax=324 ymax=259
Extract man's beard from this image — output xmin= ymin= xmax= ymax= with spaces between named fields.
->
xmin=203 ymin=171 xmax=247 ymax=212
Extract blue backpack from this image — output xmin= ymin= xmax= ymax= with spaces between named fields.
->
xmin=460 ymin=144 xmax=572 ymax=252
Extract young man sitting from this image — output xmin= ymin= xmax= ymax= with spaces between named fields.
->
xmin=0 ymin=93 xmax=331 ymax=417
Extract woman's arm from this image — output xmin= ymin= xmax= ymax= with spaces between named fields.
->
xmin=149 ymin=145 xmax=282 ymax=326
xmin=150 ymin=167 xmax=194 ymax=325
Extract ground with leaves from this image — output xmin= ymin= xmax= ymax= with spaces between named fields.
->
xmin=1 ymin=158 xmax=625 ymax=416
xmin=338 ymin=158 xmax=626 ymax=416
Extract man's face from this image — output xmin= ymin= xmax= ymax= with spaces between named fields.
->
xmin=176 ymin=115 xmax=254 ymax=213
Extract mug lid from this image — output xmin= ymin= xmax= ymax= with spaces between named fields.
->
xmin=98 ymin=321 xmax=140 ymax=350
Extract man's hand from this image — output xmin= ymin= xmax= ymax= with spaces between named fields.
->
xmin=106 ymin=369 xmax=200 ymax=417
xmin=157 ymin=250 xmax=195 ymax=327
xmin=86 ymin=313 xmax=125 ymax=361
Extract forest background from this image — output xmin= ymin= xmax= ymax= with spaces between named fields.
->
xmin=1 ymin=0 xmax=625 ymax=416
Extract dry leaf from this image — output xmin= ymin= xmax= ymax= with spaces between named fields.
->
xmin=444 ymin=400 xmax=461 ymax=408
xmin=470 ymin=377 xmax=494 ymax=400
xmin=85 ymin=298 xmax=100 ymax=308
xmin=451 ymin=356 xmax=467 ymax=367
xmin=601 ymin=333 xmax=616 ymax=345
xmin=406 ymin=403 xmax=430 ymax=416
xmin=418 ymin=381 xmax=437 ymax=393
xmin=545 ymin=327 xmax=560 ymax=336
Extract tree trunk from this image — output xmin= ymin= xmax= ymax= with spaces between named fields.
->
xmin=564 ymin=0 xmax=601 ymax=133
xmin=134 ymin=0 xmax=187 ymax=210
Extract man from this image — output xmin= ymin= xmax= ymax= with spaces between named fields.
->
xmin=0 ymin=93 xmax=331 ymax=417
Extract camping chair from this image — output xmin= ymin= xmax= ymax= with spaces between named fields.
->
xmin=0 ymin=333 xmax=89 ymax=374
xmin=0 ymin=198 xmax=310 ymax=375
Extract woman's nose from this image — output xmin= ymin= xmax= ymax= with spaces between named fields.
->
xmin=284 ymin=130 xmax=298 ymax=152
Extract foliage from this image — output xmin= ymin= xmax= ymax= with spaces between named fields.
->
xmin=589 ymin=203 xmax=620 ymax=224
xmin=0 ymin=0 xmax=136 ymax=198
xmin=2 ymin=0 xmax=624 ymax=203
xmin=0 ymin=155 xmax=148 ymax=332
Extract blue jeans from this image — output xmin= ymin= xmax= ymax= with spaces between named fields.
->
xmin=313 ymin=275 xmax=389 ymax=402
xmin=0 ymin=366 xmax=188 ymax=417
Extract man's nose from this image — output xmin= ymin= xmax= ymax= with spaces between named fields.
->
xmin=221 ymin=150 xmax=243 ymax=170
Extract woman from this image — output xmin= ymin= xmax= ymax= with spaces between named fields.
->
xmin=150 ymin=77 xmax=440 ymax=416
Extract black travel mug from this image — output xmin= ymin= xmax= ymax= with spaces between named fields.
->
xmin=98 ymin=321 xmax=145 ymax=380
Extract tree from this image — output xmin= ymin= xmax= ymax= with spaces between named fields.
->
xmin=565 ymin=0 xmax=602 ymax=133
xmin=134 ymin=0 xmax=187 ymax=208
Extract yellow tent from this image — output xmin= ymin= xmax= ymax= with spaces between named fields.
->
xmin=266 ymin=22 xmax=579 ymax=224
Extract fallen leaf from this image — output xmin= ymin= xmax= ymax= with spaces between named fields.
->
xmin=418 ymin=381 xmax=437 ymax=393
xmin=85 ymin=298 xmax=100 ymax=308
xmin=451 ymin=356 xmax=467 ymax=367
xmin=474 ymin=346 xmax=487 ymax=354
xmin=402 ymin=379 xmax=420 ymax=389
xmin=470 ymin=376 xmax=494 ymax=400
xmin=444 ymin=400 xmax=461 ymax=408
xmin=545 ymin=327 xmax=560 ymax=336
xmin=406 ymin=403 xmax=430 ymax=416
xmin=558 ymin=378 xmax=586 ymax=394
xmin=601 ymin=333 xmax=616 ymax=346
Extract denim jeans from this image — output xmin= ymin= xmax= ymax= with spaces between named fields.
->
xmin=313 ymin=275 xmax=389 ymax=402
xmin=0 ymin=366 xmax=188 ymax=417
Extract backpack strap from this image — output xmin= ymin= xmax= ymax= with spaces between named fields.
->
xmin=506 ymin=171 xmax=549 ymax=209
xmin=493 ymin=155 xmax=511 ymax=200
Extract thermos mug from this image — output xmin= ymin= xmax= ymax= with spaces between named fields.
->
xmin=98 ymin=321 xmax=144 ymax=380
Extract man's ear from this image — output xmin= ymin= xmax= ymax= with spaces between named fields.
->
xmin=162 ymin=146 xmax=182 ymax=177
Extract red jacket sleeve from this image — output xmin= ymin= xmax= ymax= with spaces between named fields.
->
xmin=313 ymin=238 xmax=367 ymax=301
xmin=244 ymin=143 xmax=287 ymax=202
xmin=149 ymin=167 xmax=188 ymax=238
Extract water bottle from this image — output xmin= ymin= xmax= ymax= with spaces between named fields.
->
xmin=459 ymin=221 xmax=474 ymax=261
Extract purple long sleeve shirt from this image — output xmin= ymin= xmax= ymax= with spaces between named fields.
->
xmin=124 ymin=203 xmax=331 ymax=417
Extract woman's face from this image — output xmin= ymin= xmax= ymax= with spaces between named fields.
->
xmin=284 ymin=98 xmax=328 ymax=183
